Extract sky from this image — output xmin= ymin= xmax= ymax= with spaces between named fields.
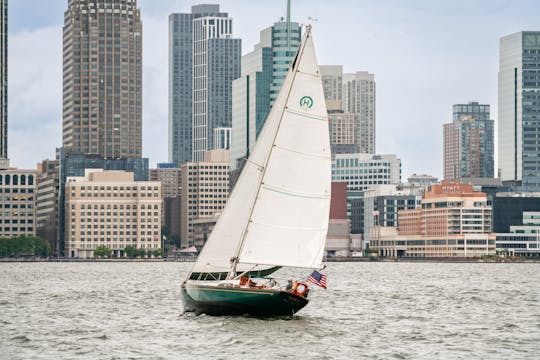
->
xmin=6 ymin=0 xmax=540 ymax=179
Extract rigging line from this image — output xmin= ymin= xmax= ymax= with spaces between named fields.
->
xmin=228 ymin=29 xmax=312 ymax=279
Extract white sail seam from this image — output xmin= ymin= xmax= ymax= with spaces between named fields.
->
xmin=273 ymin=144 xmax=331 ymax=159
xmin=285 ymin=108 xmax=327 ymax=121
xmin=261 ymin=183 xmax=329 ymax=199
xmin=250 ymin=220 xmax=328 ymax=231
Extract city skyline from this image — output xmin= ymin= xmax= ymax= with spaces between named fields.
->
xmin=6 ymin=0 xmax=540 ymax=178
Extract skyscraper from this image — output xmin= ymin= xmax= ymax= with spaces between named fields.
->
xmin=499 ymin=31 xmax=540 ymax=188
xmin=320 ymin=66 xmax=376 ymax=154
xmin=443 ymin=102 xmax=494 ymax=180
xmin=0 ymin=0 xmax=7 ymax=160
xmin=62 ymin=0 xmax=142 ymax=159
xmin=344 ymin=71 xmax=376 ymax=154
xmin=230 ymin=14 xmax=301 ymax=170
xmin=169 ymin=4 xmax=240 ymax=165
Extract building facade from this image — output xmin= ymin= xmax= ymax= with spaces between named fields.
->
xmin=62 ymin=0 xmax=143 ymax=159
xmin=148 ymin=163 xmax=182 ymax=198
xmin=320 ymin=66 xmax=376 ymax=154
xmin=169 ymin=5 xmax=241 ymax=164
xmin=64 ymin=170 xmax=161 ymax=258
xmin=344 ymin=71 xmax=376 ymax=154
xmin=496 ymin=211 xmax=540 ymax=257
xmin=499 ymin=31 xmax=540 ymax=188
xmin=371 ymin=182 xmax=495 ymax=258
xmin=168 ymin=12 xmax=193 ymax=166
xmin=332 ymin=153 xmax=401 ymax=191
xmin=36 ymin=159 xmax=60 ymax=253
xmin=181 ymin=150 xmax=229 ymax=248
xmin=0 ymin=169 xmax=37 ymax=238
xmin=443 ymin=102 xmax=494 ymax=180
xmin=230 ymin=17 xmax=301 ymax=171
xmin=0 ymin=0 xmax=6 ymax=160
xmin=213 ymin=127 xmax=231 ymax=150
xmin=492 ymin=192 xmax=540 ymax=233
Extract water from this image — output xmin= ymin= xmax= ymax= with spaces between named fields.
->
xmin=1 ymin=262 xmax=539 ymax=359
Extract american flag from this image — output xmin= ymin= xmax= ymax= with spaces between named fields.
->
xmin=307 ymin=270 xmax=327 ymax=289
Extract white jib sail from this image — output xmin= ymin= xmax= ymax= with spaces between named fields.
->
xmin=190 ymin=30 xmax=330 ymax=274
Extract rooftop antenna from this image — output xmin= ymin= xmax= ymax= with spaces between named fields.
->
xmin=286 ymin=0 xmax=291 ymax=51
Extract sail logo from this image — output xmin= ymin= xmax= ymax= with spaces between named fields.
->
xmin=299 ymin=96 xmax=314 ymax=110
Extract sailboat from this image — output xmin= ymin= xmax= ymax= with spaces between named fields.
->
xmin=181 ymin=26 xmax=330 ymax=316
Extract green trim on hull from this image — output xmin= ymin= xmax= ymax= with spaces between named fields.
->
xmin=181 ymin=283 xmax=308 ymax=316
xmin=188 ymin=266 xmax=282 ymax=281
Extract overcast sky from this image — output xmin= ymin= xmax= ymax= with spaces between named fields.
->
xmin=7 ymin=0 xmax=540 ymax=178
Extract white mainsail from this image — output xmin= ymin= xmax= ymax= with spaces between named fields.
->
xmin=190 ymin=29 xmax=330 ymax=275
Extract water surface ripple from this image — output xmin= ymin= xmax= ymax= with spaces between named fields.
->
xmin=1 ymin=262 xmax=539 ymax=359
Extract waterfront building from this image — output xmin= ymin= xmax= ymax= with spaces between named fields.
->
xmin=180 ymin=150 xmax=229 ymax=248
xmin=320 ymin=67 xmax=376 ymax=154
xmin=0 ymin=168 xmax=37 ymax=238
xmin=371 ymin=181 xmax=495 ymax=258
xmin=492 ymin=192 xmax=540 ymax=233
xmin=443 ymin=101 xmax=494 ymax=180
xmin=499 ymin=31 xmax=540 ymax=189
xmin=496 ymin=211 xmax=540 ymax=257
xmin=348 ymin=185 xmax=421 ymax=249
xmin=36 ymin=159 xmax=60 ymax=253
xmin=169 ymin=4 xmax=240 ymax=164
xmin=58 ymin=148 xmax=148 ymax=255
xmin=230 ymin=14 xmax=301 ymax=170
xmin=0 ymin=0 xmax=7 ymax=161
xmin=64 ymin=169 xmax=161 ymax=258
xmin=332 ymin=153 xmax=401 ymax=192
xmin=148 ymin=163 xmax=182 ymax=247
xmin=62 ymin=0 xmax=143 ymax=159
xmin=148 ymin=163 xmax=182 ymax=198
xmin=163 ymin=196 xmax=181 ymax=247
xmin=326 ymin=182 xmax=354 ymax=257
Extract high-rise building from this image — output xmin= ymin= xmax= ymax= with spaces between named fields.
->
xmin=62 ymin=0 xmax=142 ymax=159
xmin=181 ymin=150 xmax=229 ymax=248
xmin=499 ymin=31 xmax=540 ymax=188
xmin=344 ymin=71 xmax=376 ymax=154
xmin=0 ymin=0 xmax=7 ymax=160
xmin=230 ymin=14 xmax=301 ymax=170
xmin=443 ymin=102 xmax=494 ymax=180
xmin=320 ymin=66 xmax=376 ymax=154
xmin=169 ymin=5 xmax=240 ymax=165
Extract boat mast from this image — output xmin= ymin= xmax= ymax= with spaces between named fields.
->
xmin=227 ymin=27 xmax=312 ymax=280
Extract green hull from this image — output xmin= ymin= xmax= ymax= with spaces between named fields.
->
xmin=181 ymin=282 xmax=309 ymax=316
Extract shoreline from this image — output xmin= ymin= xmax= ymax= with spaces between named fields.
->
xmin=1 ymin=257 xmax=539 ymax=263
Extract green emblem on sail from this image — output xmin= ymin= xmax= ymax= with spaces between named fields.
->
xmin=299 ymin=96 xmax=314 ymax=109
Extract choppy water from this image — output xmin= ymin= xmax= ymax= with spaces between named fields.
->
xmin=1 ymin=262 xmax=539 ymax=359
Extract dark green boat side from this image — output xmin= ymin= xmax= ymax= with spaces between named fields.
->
xmin=181 ymin=282 xmax=309 ymax=316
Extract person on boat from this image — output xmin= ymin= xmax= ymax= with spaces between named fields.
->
xmin=285 ymin=279 xmax=293 ymax=291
